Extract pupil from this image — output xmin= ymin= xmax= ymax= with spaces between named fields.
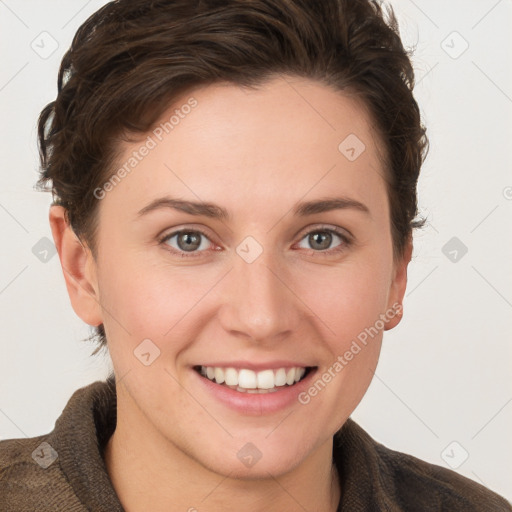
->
xmin=311 ymin=232 xmax=331 ymax=250
xmin=179 ymin=232 xmax=200 ymax=251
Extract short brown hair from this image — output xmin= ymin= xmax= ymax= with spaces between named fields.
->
xmin=37 ymin=0 xmax=428 ymax=353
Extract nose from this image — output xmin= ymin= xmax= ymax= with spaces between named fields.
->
xmin=217 ymin=248 xmax=300 ymax=344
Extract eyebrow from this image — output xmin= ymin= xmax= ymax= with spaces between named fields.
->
xmin=136 ymin=196 xmax=371 ymax=220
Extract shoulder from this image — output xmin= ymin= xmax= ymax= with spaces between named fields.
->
xmin=374 ymin=441 xmax=511 ymax=511
xmin=334 ymin=419 xmax=512 ymax=511
xmin=1 ymin=378 xmax=118 ymax=511
xmin=0 ymin=432 xmax=85 ymax=511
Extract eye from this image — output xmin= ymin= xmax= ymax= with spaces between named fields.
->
xmin=295 ymin=226 xmax=351 ymax=256
xmin=160 ymin=229 xmax=214 ymax=257
xmin=159 ymin=225 xmax=352 ymax=259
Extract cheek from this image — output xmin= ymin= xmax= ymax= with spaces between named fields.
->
xmin=293 ymin=257 xmax=392 ymax=348
xmin=96 ymin=255 xmax=220 ymax=356
xmin=95 ymin=255 xmax=174 ymax=343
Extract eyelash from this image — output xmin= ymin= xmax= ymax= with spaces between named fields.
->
xmin=158 ymin=225 xmax=352 ymax=259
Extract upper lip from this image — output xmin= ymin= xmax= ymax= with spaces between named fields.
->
xmin=194 ymin=361 xmax=316 ymax=371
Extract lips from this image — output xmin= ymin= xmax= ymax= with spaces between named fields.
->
xmin=192 ymin=363 xmax=318 ymax=415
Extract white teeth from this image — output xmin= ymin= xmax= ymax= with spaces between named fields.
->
xmin=257 ymin=369 xmax=275 ymax=390
xmin=274 ymin=368 xmax=287 ymax=386
xmin=214 ymin=367 xmax=225 ymax=384
xmin=224 ymin=367 xmax=238 ymax=386
xmin=238 ymin=369 xmax=257 ymax=389
xmin=198 ymin=365 xmax=309 ymax=391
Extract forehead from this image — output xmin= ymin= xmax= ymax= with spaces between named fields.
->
xmin=165 ymin=76 xmax=386 ymax=167
xmin=101 ymin=76 xmax=388 ymax=223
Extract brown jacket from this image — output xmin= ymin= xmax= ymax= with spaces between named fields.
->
xmin=1 ymin=377 xmax=511 ymax=511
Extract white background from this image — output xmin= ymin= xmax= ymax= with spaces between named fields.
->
xmin=1 ymin=0 xmax=511 ymax=503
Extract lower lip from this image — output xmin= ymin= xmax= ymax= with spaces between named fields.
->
xmin=192 ymin=367 xmax=317 ymax=415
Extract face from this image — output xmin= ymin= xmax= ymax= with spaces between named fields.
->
xmin=62 ymin=75 xmax=409 ymax=478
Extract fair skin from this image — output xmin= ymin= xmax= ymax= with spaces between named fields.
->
xmin=50 ymin=75 xmax=412 ymax=512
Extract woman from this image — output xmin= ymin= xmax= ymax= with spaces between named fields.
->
xmin=1 ymin=0 xmax=510 ymax=510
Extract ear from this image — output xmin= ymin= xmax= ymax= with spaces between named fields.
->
xmin=49 ymin=205 xmax=103 ymax=327
xmin=384 ymin=235 xmax=413 ymax=331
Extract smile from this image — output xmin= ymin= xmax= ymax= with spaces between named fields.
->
xmin=193 ymin=365 xmax=314 ymax=393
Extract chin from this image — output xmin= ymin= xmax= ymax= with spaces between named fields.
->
xmin=188 ymin=433 xmax=316 ymax=480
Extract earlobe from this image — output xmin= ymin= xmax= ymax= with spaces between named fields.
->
xmin=384 ymin=236 xmax=413 ymax=331
xmin=49 ymin=205 xmax=103 ymax=327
